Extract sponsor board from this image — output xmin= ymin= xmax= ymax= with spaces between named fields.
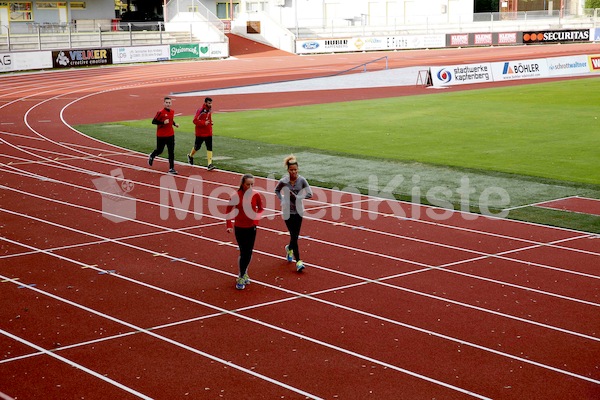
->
xmin=446 ymin=32 xmax=520 ymax=47
xmin=523 ymin=29 xmax=590 ymax=44
xmin=0 ymin=53 xmax=12 ymax=73
xmin=208 ymin=42 xmax=228 ymax=58
xmin=112 ymin=46 xmax=170 ymax=64
xmin=473 ymin=33 xmax=493 ymax=46
xmin=547 ymin=55 xmax=590 ymax=76
xmin=53 ymin=48 xmax=112 ymax=68
xmin=0 ymin=51 xmax=52 ymax=72
xmin=497 ymin=32 xmax=519 ymax=45
xmin=170 ymin=44 xmax=200 ymax=59
xmin=589 ymin=54 xmax=600 ymax=71
xmin=430 ymin=63 xmax=493 ymax=87
xmin=296 ymin=34 xmax=445 ymax=54
xmin=449 ymin=34 xmax=469 ymax=47
xmin=490 ymin=58 xmax=549 ymax=81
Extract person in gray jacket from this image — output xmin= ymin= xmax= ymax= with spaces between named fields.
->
xmin=275 ymin=154 xmax=313 ymax=272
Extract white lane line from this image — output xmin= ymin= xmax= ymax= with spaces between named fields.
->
xmin=3 ymin=137 xmax=596 ymax=263
xmin=0 ymin=262 xmax=486 ymax=399
xmin=2 ymin=211 xmax=599 ymax=386
xmin=2 ymin=174 xmax=600 ymax=328
xmin=0 ymin=131 xmax=44 ymax=140
xmin=0 ymin=221 xmax=224 ymax=260
xmin=0 ymin=328 xmax=153 ymax=400
xmin=0 ymin=275 xmax=325 ymax=400
xmin=2 ymin=171 xmax=599 ymax=312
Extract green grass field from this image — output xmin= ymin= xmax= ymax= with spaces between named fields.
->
xmin=75 ymin=77 xmax=600 ymax=233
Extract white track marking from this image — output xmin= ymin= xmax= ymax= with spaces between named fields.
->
xmin=0 ymin=328 xmax=154 ymax=399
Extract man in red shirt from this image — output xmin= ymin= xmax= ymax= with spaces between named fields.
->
xmin=149 ymin=96 xmax=179 ymax=174
xmin=187 ymin=97 xmax=216 ymax=171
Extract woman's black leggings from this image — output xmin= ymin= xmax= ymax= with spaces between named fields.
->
xmin=284 ymin=213 xmax=303 ymax=261
xmin=234 ymin=226 xmax=257 ymax=277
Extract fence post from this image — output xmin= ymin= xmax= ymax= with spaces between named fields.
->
xmin=37 ymin=24 xmax=41 ymax=50
xmin=98 ymin=23 xmax=102 ymax=47
xmin=159 ymin=22 xmax=163 ymax=44
xmin=68 ymin=24 xmax=72 ymax=48
xmin=3 ymin=25 xmax=10 ymax=51
xmin=129 ymin=23 xmax=133 ymax=46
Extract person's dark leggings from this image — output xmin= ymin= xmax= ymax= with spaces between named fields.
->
xmin=234 ymin=226 xmax=257 ymax=277
xmin=151 ymin=135 xmax=175 ymax=169
xmin=194 ymin=136 xmax=213 ymax=151
xmin=284 ymin=213 xmax=303 ymax=261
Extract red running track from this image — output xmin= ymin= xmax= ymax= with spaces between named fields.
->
xmin=0 ymin=45 xmax=599 ymax=399
xmin=536 ymin=196 xmax=600 ymax=216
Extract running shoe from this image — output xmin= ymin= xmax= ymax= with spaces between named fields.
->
xmin=285 ymin=245 xmax=294 ymax=262
xmin=148 ymin=154 xmax=154 ymax=166
xmin=296 ymin=260 xmax=305 ymax=272
xmin=187 ymin=154 xmax=194 ymax=165
xmin=235 ymin=277 xmax=246 ymax=290
xmin=168 ymin=168 xmax=178 ymax=175
xmin=242 ymin=273 xmax=250 ymax=285
xmin=207 ymin=163 xmax=216 ymax=171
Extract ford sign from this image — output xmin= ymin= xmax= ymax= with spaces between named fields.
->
xmin=302 ymin=42 xmax=319 ymax=50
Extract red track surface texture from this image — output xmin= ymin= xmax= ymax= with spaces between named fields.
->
xmin=536 ymin=196 xmax=600 ymax=216
xmin=1 ymin=44 xmax=599 ymax=400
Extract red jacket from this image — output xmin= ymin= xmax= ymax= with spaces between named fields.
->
xmin=153 ymin=108 xmax=176 ymax=137
xmin=226 ymin=189 xmax=264 ymax=229
xmin=193 ymin=105 xmax=212 ymax=137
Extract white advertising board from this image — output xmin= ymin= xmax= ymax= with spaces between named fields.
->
xmin=490 ymin=58 xmax=549 ymax=81
xmin=430 ymin=63 xmax=493 ymax=87
xmin=296 ymin=34 xmax=445 ymax=54
xmin=546 ymin=55 xmax=593 ymax=77
xmin=0 ymin=51 xmax=52 ymax=72
xmin=112 ymin=46 xmax=170 ymax=64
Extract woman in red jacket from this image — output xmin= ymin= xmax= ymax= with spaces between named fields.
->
xmin=226 ymin=174 xmax=264 ymax=290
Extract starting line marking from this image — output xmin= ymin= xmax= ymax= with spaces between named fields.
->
xmin=98 ymin=270 xmax=115 ymax=275
xmin=17 ymin=283 xmax=36 ymax=289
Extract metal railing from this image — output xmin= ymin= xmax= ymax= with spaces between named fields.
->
xmin=0 ymin=21 xmax=217 ymax=52
xmin=166 ymin=0 xmax=224 ymax=32
xmin=292 ymin=9 xmax=600 ymax=39
xmin=330 ymin=56 xmax=388 ymax=76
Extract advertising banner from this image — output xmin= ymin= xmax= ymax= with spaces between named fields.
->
xmin=0 ymin=53 xmax=11 ymax=73
xmin=547 ymin=55 xmax=591 ymax=77
xmin=170 ymin=44 xmax=200 ymax=60
xmin=522 ymin=29 xmax=591 ymax=44
xmin=490 ymin=58 xmax=549 ymax=81
xmin=589 ymin=54 xmax=600 ymax=72
xmin=53 ymin=48 xmax=112 ymax=68
xmin=0 ymin=51 xmax=52 ymax=72
xmin=112 ymin=46 xmax=169 ymax=64
xmin=446 ymin=32 xmax=521 ymax=47
xmin=207 ymin=42 xmax=228 ymax=58
xmin=296 ymin=34 xmax=445 ymax=54
xmin=430 ymin=63 xmax=493 ymax=87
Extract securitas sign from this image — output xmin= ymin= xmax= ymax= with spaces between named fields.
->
xmin=523 ymin=29 xmax=590 ymax=44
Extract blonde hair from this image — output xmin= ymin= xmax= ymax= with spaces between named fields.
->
xmin=284 ymin=154 xmax=298 ymax=169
